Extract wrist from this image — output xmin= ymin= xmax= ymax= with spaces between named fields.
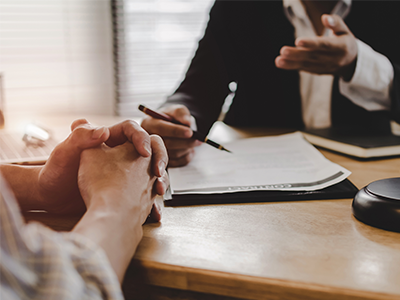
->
xmin=340 ymin=57 xmax=357 ymax=82
xmin=73 ymin=204 xmax=143 ymax=282
xmin=80 ymin=192 xmax=145 ymax=251
xmin=0 ymin=164 xmax=43 ymax=211
xmin=84 ymin=189 xmax=147 ymax=225
xmin=84 ymin=188 xmax=127 ymax=211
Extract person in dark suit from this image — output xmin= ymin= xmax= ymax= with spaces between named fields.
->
xmin=142 ymin=0 xmax=400 ymax=167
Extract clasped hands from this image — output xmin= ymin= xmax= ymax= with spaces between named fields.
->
xmin=275 ymin=14 xmax=358 ymax=81
xmin=36 ymin=119 xmax=168 ymax=222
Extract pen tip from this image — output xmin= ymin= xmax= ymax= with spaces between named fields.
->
xmin=223 ymin=148 xmax=232 ymax=153
xmin=138 ymin=104 xmax=145 ymax=111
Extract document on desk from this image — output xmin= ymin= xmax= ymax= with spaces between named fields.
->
xmin=168 ymin=132 xmax=351 ymax=195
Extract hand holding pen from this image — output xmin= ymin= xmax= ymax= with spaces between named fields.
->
xmin=140 ymin=104 xmax=230 ymax=167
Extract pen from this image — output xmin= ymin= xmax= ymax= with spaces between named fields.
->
xmin=138 ymin=104 xmax=231 ymax=153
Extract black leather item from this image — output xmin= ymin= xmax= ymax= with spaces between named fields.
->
xmin=352 ymin=178 xmax=400 ymax=232
xmin=166 ymin=179 xmax=358 ymax=206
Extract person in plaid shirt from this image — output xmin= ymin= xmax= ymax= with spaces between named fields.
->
xmin=0 ymin=119 xmax=168 ymax=299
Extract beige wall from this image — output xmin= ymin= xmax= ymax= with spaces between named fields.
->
xmin=0 ymin=0 xmax=114 ymax=115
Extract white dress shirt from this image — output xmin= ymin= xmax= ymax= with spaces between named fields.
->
xmin=283 ymin=0 xmax=393 ymax=129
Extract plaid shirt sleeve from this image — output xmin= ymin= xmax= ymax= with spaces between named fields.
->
xmin=0 ymin=174 xmax=124 ymax=300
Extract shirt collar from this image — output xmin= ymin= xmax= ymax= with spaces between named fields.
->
xmin=283 ymin=0 xmax=352 ymax=24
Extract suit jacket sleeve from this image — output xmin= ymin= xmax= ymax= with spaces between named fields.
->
xmin=162 ymin=2 xmax=231 ymax=134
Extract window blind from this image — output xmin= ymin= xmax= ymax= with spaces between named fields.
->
xmin=0 ymin=0 xmax=114 ymax=115
xmin=112 ymin=0 xmax=214 ymax=117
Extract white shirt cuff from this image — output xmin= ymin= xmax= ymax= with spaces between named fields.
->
xmin=339 ymin=39 xmax=393 ymax=111
xmin=190 ymin=115 xmax=198 ymax=131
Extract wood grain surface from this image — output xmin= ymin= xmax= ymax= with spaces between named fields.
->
xmin=18 ymin=117 xmax=400 ymax=300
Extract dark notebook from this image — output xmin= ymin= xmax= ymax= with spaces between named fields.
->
xmin=302 ymin=128 xmax=400 ymax=159
xmin=164 ymin=179 xmax=358 ymax=206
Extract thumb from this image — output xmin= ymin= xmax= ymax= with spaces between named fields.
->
xmin=164 ymin=105 xmax=192 ymax=127
xmin=71 ymin=118 xmax=91 ymax=131
xmin=52 ymin=120 xmax=110 ymax=162
xmin=46 ymin=123 xmax=110 ymax=170
xmin=68 ymin=123 xmax=111 ymax=152
xmin=70 ymin=119 xmax=111 ymax=142
xmin=322 ymin=14 xmax=349 ymax=35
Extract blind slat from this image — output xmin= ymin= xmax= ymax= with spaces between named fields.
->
xmin=0 ymin=0 xmax=114 ymax=115
xmin=113 ymin=0 xmax=214 ymax=116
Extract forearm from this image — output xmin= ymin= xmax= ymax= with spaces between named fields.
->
xmin=72 ymin=191 xmax=144 ymax=283
xmin=0 ymin=164 xmax=42 ymax=211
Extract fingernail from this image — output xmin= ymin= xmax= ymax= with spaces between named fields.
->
xmin=183 ymin=129 xmax=192 ymax=138
xmin=158 ymin=161 xmax=166 ymax=177
xmin=157 ymin=176 xmax=164 ymax=185
xmin=283 ymin=48 xmax=289 ymax=56
xmin=143 ymin=141 xmax=152 ymax=155
xmin=276 ymin=58 xmax=284 ymax=67
xmin=327 ymin=16 xmax=335 ymax=27
xmin=92 ymin=127 xmax=106 ymax=139
xmin=156 ymin=202 xmax=163 ymax=217
xmin=182 ymin=115 xmax=191 ymax=124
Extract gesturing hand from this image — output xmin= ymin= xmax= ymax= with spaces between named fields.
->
xmin=275 ymin=14 xmax=358 ymax=81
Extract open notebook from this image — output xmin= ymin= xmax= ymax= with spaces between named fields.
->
xmin=165 ymin=132 xmax=358 ymax=206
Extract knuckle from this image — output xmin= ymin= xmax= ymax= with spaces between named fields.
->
xmin=123 ymin=119 xmax=139 ymax=128
xmin=176 ymin=107 xmax=189 ymax=116
xmin=71 ymin=126 xmax=87 ymax=137
xmin=141 ymin=117 xmax=164 ymax=135
xmin=173 ymin=126 xmax=187 ymax=138
xmin=71 ymin=118 xmax=88 ymax=128
xmin=150 ymin=133 xmax=163 ymax=142
xmin=171 ymin=104 xmax=189 ymax=115
xmin=71 ymin=120 xmax=91 ymax=132
xmin=140 ymin=117 xmax=155 ymax=133
xmin=51 ymin=145 xmax=64 ymax=157
xmin=150 ymin=134 xmax=166 ymax=148
xmin=320 ymin=42 xmax=330 ymax=50
xmin=140 ymin=117 xmax=150 ymax=127
xmin=138 ymin=128 xmax=150 ymax=138
xmin=172 ymin=127 xmax=181 ymax=137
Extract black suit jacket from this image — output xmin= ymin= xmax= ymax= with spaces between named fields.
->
xmin=165 ymin=0 xmax=400 ymax=135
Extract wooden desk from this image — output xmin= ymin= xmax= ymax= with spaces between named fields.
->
xmin=123 ymin=123 xmax=400 ymax=300
xmin=20 ymin=116 xmax=400 ymax=300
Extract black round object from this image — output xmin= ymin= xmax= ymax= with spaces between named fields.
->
xmin=352 ymin=178 xmax=400 ymax=232
xmin=366 ymin=178 xmax=400 ymax=201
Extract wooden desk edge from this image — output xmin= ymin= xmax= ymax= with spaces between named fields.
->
xmin=125 ymin=260 xmax=399 ymax=300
